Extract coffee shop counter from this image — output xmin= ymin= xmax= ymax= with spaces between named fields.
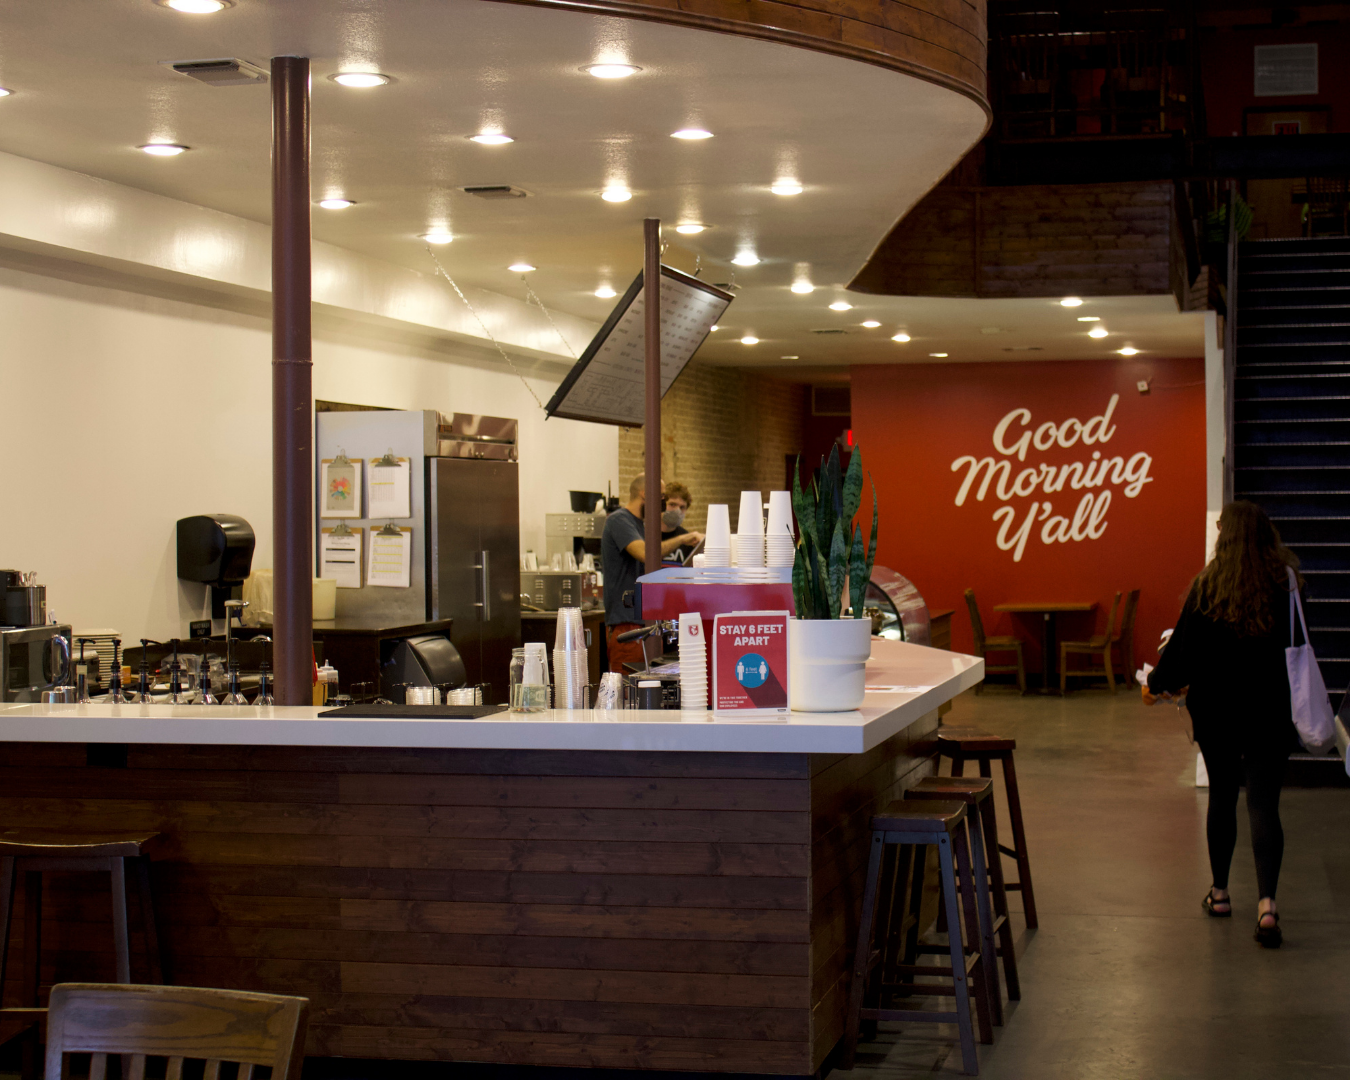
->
xmin=0 ymin=640 xmax=980 ymax=1075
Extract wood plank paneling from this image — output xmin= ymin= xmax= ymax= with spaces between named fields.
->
xmin=0 ymin=731 xmax=937 ymax=1075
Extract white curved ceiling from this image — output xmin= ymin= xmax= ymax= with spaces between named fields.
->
xmin=0 ymin=0 xmax=992 ymax=366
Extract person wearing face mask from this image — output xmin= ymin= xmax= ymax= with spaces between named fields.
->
xmin=601 ymin=474 xmax=704 ymax=671
xmin=661 ymin=481 xmax=696 ymax=565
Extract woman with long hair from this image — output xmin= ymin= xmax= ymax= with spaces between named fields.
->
xmin=1144 ymin=500 xmax=1301 ymax=948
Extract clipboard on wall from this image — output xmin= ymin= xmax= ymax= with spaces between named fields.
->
xmin=320 ymin=525 xmax=363 ymax=589
xmin=321 ymin=453 xmax=363 ymax=518
xmin=368 ymin=524 xmax=413 ymax=588
xmin=368 ymin=452 xmax=412 ymax=519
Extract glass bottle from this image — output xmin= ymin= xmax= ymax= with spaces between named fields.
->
xmin=255 ymin=661 xmax=275 ymax=706
xmin=197 ymin=654 xmax=218 ymax=705
xmin=222 ymin=662 xmax=248 ymax=706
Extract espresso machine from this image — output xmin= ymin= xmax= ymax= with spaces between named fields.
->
xmin=0 ymin=570 xmax=72 ymax=702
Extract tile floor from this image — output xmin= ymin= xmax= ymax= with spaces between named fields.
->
xmin=844 ymin=686 xmax=1350 ymax=1079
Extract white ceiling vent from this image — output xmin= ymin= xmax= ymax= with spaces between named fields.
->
xmin=811 ymin=328 xmax=848 ymax=335
xmin=462 ymin=185 xmax=528 ymax=199
xmin=165 ymin=58 xmax=268 ymax=86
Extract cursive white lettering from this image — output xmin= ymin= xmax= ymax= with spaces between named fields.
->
xmin=993 ymin=408 xmax=1033 ymax=461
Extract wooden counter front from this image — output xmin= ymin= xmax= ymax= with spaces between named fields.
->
xmin=0 ymin=723 xmax=939 ymax=1074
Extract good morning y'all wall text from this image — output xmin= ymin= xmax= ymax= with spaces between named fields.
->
xmin=950 ymin=394 xmax=1153 ymax=562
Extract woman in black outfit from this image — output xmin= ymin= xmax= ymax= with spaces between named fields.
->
xmin=1143 ymin=500 xmax=1300 ymax=948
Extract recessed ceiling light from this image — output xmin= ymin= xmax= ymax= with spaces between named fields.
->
xmin=740 ymin=335 xmax=759 ymax=345
xmin=508 ymin=262 xmax=536 ymax=273
xmin=582 ymin=63 xmax=641 ymax=79
xmin=828 ymin=301 xmax=852 ymax=311
xmin=1088 ymin=327 xmax=1109 ymax=339
xmin=1118 ymin=346 xmax=1140 ymax=355
xmin=318 ymin=198 xmax=355 ymax=209
xmin=422 ymin=230 xmax=454 ymax=245
xmin=892 ymin=333 xmax=911 ymax=343
xmin=791 ymin=282 xmax=814 ymax=294
xmin=469 ymin=133 xmax=514 ymax=145
xmin=331 ymin=72 xmax=390 ymax=88
xmin=732 ymin=253 xmax=760 ymax=267
xmin=710 ymin=325 xmax=719 ymax=332
xmin=595 ymin=286 xmax=617 ymax=299
xmin=929 ymin=352 xmax=949 ymax=357
xmin=601 ymin=187 xmax=632 ymax=203
xmin=671 ymin=128 xmax=714 ymax=140
xmin=1077 ymin=315 xmax=1101 ymax=322
xmin=0 ymin=88 xmax=11 ymax=98
xmin=781 ymin=355 xmax=800 ymax=360
xmin=158 ymin=0 xmax=232 ymax=11
xmin=771 ymin=180 xmax=803 ymax=196
xmin=1060 ymin=296 xmax=1083 ymax=308
xmin=862 ymin=320 xmax=881 ymax=328
xmin=138 ymin=143 xmax=188 ymax=156
xmin=675 ymin=223 xmax=705 ymax=234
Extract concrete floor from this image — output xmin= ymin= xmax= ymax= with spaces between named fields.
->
xmin=845 ymin=687 xmax=1350 ymax=1079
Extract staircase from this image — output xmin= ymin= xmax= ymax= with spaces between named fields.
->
xmin=1233 ymin=235 xmax=1350 ymax=715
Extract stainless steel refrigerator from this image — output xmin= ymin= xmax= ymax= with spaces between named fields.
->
xmin=315 ymin=409 xmax=521 ymax=701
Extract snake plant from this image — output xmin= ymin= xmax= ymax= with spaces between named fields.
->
xmin=789 ymin=445 xmax=878 ymax=620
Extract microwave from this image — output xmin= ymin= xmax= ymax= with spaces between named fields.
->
xmin=1 ymin=624 xmax=72 ymax=702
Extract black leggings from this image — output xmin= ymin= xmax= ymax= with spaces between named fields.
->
xmin=1197 ymin=737 xmax=1289 ymax=899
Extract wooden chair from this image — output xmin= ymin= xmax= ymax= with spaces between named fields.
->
xmin=44 ymin=983 xmax=309 ymax=1080
xmin=1060 ymin=588 xmax=1139 ymax=694
xmin=965 ymin=589 xmax=1026 ymax=695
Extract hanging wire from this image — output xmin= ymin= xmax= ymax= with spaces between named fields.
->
xmin=425 ymin=246 xmax=547 ymax=411
xmin=520 ymin=277 xmax=579 ymax=360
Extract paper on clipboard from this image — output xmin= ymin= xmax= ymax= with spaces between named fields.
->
xmin=368 ymin=456 xmax=412 ymax=519
xmin=319 ymin=528 xmax=363 ymax=589
xmin=368 ymin=526 xmax=412 ymax=588
xmin=321 ymin=457 xmax=363 ymax=518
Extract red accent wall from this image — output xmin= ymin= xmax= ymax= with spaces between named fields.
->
xmin=851 ymin=358 xmax=1206 ymax=679
xmin=1201 ymin=24 xmax=1350 ymax=136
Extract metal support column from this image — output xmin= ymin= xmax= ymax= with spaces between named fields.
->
xmin=271 ymin=55 xmax=314 ymax=704
xmin=643 ymin=218 xmax=662 ymax=575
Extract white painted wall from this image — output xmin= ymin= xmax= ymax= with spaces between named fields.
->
xmin=0 ymin=265 xmax=617 ymax=643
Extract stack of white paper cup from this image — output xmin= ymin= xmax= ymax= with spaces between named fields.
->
xmin=704 ymin=505 xmax=732 ymax=567
xmin=765 ymin=491 xmax=795 ymax=567
xmin=678 ymin=612 xmax=708 ymax=711
xmin=552 ymin=606 xmax=589 ymax=710
xmin=736 ymin=491 xmax=765 ymax=568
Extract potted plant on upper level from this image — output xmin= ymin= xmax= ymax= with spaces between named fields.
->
xmin=789 ymin=444 xmax=878 ymax=711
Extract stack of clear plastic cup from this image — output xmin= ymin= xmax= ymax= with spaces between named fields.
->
xmin=704 ymin=504 xmax=732 ymax=567
xmin=405 ymin=685 xmax=436 ymax=705
xmin=736 ymin=491 xmax=765 ymax=568
xmin=678 ymin=612 xmax=708 ymax=711
xmin=765 ymin=491 xmax=796 ymax=567
xmin=516 ymin=642 xmax=550 ymax=712
xmin=446 ymin=687 xmax=482 ymax=705
xmin=553 ymin=606 xmax=589 ymax=710
xmin=595 ymin=671 xmax=624 ymax=710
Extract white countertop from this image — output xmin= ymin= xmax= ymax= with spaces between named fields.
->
xmin=0 ymin=640 xmax=981 ymax=755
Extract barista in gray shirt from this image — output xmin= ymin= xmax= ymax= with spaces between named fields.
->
xmin=601 ymin=474 xmax=702 ymax=671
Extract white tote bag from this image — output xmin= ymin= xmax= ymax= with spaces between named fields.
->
xmin=1286 ymin=567 xmax=1335 ymax=752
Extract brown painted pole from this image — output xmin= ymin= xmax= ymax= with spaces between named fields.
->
xmin=643 ymin=218 xmax=662 ymax=577
xmin=271 ymin=56 xmax=313 ymax=704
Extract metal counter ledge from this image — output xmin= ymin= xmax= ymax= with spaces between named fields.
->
xmin=0 ymin=639 xmax=982 ymax=754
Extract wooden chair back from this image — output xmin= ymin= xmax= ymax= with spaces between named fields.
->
xmin=1115 ymin=588 xmax=1141 ymax=644
xmin=45 ymin=983 xmax=309 ymax=1080
xmin=964 ymin=589 xmax=987 ymax=653
xmin=1102 ymin=592 xmax=1122 ymax=641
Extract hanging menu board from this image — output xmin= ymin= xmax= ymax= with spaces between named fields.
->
xmin=545 ymin=265 xmax=734 ymax=427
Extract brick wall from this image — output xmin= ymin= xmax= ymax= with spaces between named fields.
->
xmin=616 ymin=365 xmax=807 ymax=531
xmin=851 ymin=181 xmax=1176 ymax=299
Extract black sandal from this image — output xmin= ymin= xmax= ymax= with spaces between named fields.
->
xmin=1202 ymin=889 xmax=1232 ymax=918
xmin=1255 ymin=911 xmax=1282 ymax=949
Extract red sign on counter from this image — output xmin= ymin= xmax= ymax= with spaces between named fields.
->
xmin=712 ymin=611 xmax=790 ymax=715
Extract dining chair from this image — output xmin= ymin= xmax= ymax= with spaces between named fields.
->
xmin=44 ymin=983 xmax=309 ymax=1080
xmin=1059 ymin=589 xmax=1140 ymax=693
xmin=965 ymin=589 xmax=1026 ymax=695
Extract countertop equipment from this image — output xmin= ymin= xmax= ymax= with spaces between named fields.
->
xmin=382 ymin=633 xmax=467 ymax=704
xmin=545 ymin=512 xmax=606 ymax=563
xmin=1 ymin=569 xmax=47 ymax=628
xmin=520 ymin=569 xmax=599 ymax=611
xmin=1 ymin=624 xmax=72 ymax=702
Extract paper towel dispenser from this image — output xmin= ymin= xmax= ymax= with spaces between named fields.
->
xmin=177 ymin=514 xmax=256 ymax=618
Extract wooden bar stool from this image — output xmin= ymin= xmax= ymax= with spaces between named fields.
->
xmin=907 ymin=776 xmax=1021 ymax=1010
xmin=841 ymin=800 xmax=990 ymax=1077
xmin=0 ymin=832 xmax=166 ymax=1023
xmin=938 ymin=728 xmax=1039 ymax=930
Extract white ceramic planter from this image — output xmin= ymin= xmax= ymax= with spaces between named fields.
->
xmin=789 ymin=618 xmax=873 ymax=712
